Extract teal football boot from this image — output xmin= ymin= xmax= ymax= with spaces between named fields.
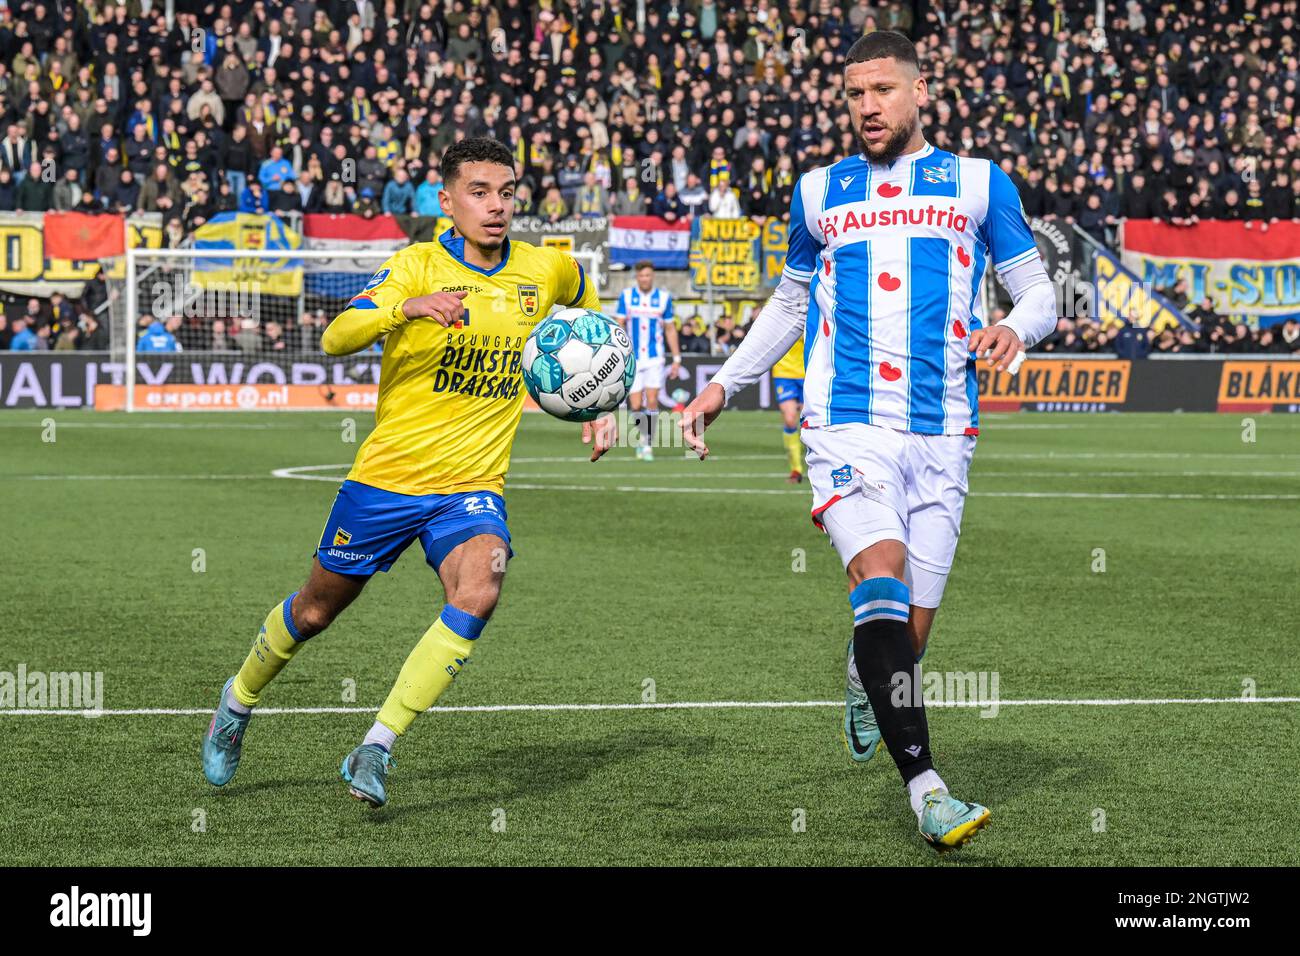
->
xmin=843 ymin=640 xmax=883 ymax=763
xmin=340 ymin=744 xmax=395 ymax=807
xmin=917 ymin=789 xmax=991 ymax=852
xmin=202 ymin=676 xmax=252 ymax=786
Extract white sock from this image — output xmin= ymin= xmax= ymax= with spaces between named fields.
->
xmin=224 ymin=685 xmax=251 ymax=715
xmin=363 ymin=721 xmax=397 ymax=752
xmin=847 ymin=652 xmax=862 ymax=691
xmin=907 ymin=769 xmax=946 ymax=818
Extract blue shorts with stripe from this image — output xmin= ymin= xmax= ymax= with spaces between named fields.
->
xmin=317 ymin=480 xmax=512 ymax=577
xmin=773 ymin=377 xmax=804 ymax=405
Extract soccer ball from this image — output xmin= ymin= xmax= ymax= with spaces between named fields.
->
xmin=521 ymin=308 xmax=636 ymax=422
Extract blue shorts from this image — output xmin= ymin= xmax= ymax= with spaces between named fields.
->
xmin=773 ymin=377 xmax=804 ymax=405
xmin=317 ymin=480 xmax=513 ymax=577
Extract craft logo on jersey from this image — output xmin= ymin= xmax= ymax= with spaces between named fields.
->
xmin=831 ymin=464 xmax=854 ymax=488
xmin=517 ymin=284 xmax=539 ymax=317
xmin=333 ymin=527 xmax=351 ymax=546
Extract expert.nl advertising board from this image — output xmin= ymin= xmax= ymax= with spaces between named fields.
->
xmin=1 ymin=353 xmax=1299 ymax=415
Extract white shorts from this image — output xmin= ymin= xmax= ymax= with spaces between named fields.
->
xmin=630 ymin=357 xmax=665 ymax=394
xmin=803 ymin=422 xmax=975 ymax=608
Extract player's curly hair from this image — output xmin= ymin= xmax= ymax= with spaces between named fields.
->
xmin=845 ymin=30 xmax=921 ymax=74
xmin=441 ymin=137 xmax=516 ymax=185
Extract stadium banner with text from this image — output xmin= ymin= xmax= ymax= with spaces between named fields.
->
xmin=1216 ymin=360 xmax=1300 ymax=412
xmin=760 ymin=217 xmax=790 ymax=287
xmin=978 ymin=359 xmax=1132 ymax=412
xmin=1093 ymin=247 xmax=1191 ymax=332
xmin=1030 ymin=215 xmax=1078 ymax=288
xmin=1122 ymin=220 xmax=1300 ymax=325
xmin=301 ymin=213 xmax=410 ymax=299
xmin=506 ymin=215 xmax=609 ymax=256
xmin=689 ymin=217 xmax=763 ymax=292
xmin=609 ymin=215 xmax=690 ymax=269
xmin=0 ymin=212 xmax=163 ymax=298
xmin=192 ymin=212 xmax=303 ymax=296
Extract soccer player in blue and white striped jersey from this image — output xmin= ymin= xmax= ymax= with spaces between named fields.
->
xmin=679 ymin=31 xmax=1056 ymax=851
xmin=615 ymin=261 xmax=682 ymax=461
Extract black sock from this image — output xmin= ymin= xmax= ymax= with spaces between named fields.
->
xmin=850 ymin=576 xmax=933 ymax=783
xmin=627 ymin=409 xmax=650 ymax=446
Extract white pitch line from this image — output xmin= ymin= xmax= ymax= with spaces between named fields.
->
xmin=506 ymin=483 xmax=1300 ymax=501
xmin=2 ymin=696 xmax=1297 ymax=718
xmin=2 ymin=474 xmax=274 ymax=481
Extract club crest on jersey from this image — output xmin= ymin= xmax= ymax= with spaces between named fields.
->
xmin=333 ymin=527 xmax=351 ymax=546
xmin=831 ymin=464 xmax=854 ymax=488
xmin=517 ymin=284 xmax=539 ymax=317
xmin=920 ymin=165 xmax=949 ymax=184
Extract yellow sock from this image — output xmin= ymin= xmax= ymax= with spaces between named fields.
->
xmin=232 ymin=594 xmax=306 ymax=707
xmin=376 ymin=609 xmax=482 ymax=736
xmin=782 ymin=427 xmax=804 ymax=473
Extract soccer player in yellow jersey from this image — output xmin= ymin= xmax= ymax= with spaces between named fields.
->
xmin=202 ymin=138 xmax=609 ymax=807
xmin=772 ymin=338 xmax=806 ymax=483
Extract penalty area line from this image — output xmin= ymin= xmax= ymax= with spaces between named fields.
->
xmin=2 ymin=696 xmax=1297 ymax=718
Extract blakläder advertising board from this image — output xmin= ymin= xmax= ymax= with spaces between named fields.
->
xmin=1 ymin=354 xmax=1296 ymax=414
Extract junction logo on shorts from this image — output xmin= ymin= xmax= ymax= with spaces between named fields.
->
xmin=332 ymin=527 xmax=352 ymax=546
xmin=831 ymin=464 xmax=854 ymax=488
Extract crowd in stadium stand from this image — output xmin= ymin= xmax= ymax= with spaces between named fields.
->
xmin=0 ymin=0 xmax=1297 ymax=353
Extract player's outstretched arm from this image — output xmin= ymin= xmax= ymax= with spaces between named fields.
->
xmin=321 ymin=291 xmax=468 ymax=356
xmin=680 ymin=273 xmax=809 ymax=459
xmin=968 ymin=258 xmax=1056 ymax=373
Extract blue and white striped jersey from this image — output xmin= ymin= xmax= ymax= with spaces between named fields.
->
xmin=615 ymin=286 xmax=674 ymax=362
xmin=786 ymin=143 xmax=1039 ymax=435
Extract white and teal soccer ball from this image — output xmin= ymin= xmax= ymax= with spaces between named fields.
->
xmin=522 ymin=308 xmax=636 ymax=422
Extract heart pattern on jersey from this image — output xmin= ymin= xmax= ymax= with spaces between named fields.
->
xmin=877 ymin=272 xmax=901 ymax=291
xmin=877 ymin=182 xmax=902 ymax=198
xmin=956 ymin=246 xmax=971 ymax=267
xmin=879 ymin=362 xmax=902 ymax=382
xmin=953 ymin=319 xmax=967 ymax=338
xmin=824 ymin=258 xmax=832 ymax=275
xmin=822 ymin=317 xmax=831 ymax=336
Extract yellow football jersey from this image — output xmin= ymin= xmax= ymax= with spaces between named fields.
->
xmin=772 ymin=338 xmax=805 ymax=380
xmin=322 ymin=229 xmax=600 ymax=496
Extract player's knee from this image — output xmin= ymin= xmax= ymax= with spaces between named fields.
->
xmin=448 ymin=583 xmax=499 ymax=621
xmin=292 ymin=597 xmax=339 ymax=638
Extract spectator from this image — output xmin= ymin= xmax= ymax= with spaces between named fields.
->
xmin=574 ymin=172 xmax=607 ymax=217
xmin=651 ymin=182 xmax=686 ymax=222
xmin=382 ymin=166 xmax=416 ymax=214
xmin=258 ymin=145 xmax=295 ymax=193
xmin=78 ymin=313 xmax=109 ymax=351
xmin=15 ymin=162 xmax=52 ymax=210
xmin=708 ymin=176 xmax=741 ymax=218
xmin=137 ymin=317 xmax=181 ymax=353
xmin=416 ymin=169 xmax=444 ymax=217
xmin=9 ymin=317 xmax=39 ymax=350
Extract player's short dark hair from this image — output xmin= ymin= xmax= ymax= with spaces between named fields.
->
xmin=844 ymin=30 xmax=921 ymax=74
xmin=441 ymin=137 xmax=515 ymax=186
xmin=635 ymin=260 xmax=655 ymax=272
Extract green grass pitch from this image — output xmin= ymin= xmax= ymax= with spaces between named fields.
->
xmin=1 ymin=409 xmax=1297 ymax=866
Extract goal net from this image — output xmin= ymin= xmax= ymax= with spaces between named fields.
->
xmin=109 ymin=246 xmax=602 ymax=412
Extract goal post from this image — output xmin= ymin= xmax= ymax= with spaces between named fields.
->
xmin=118 ymin=246 xmax=397 ymax=412
xmin=115 ymin=245 xmax=608 ymax=412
